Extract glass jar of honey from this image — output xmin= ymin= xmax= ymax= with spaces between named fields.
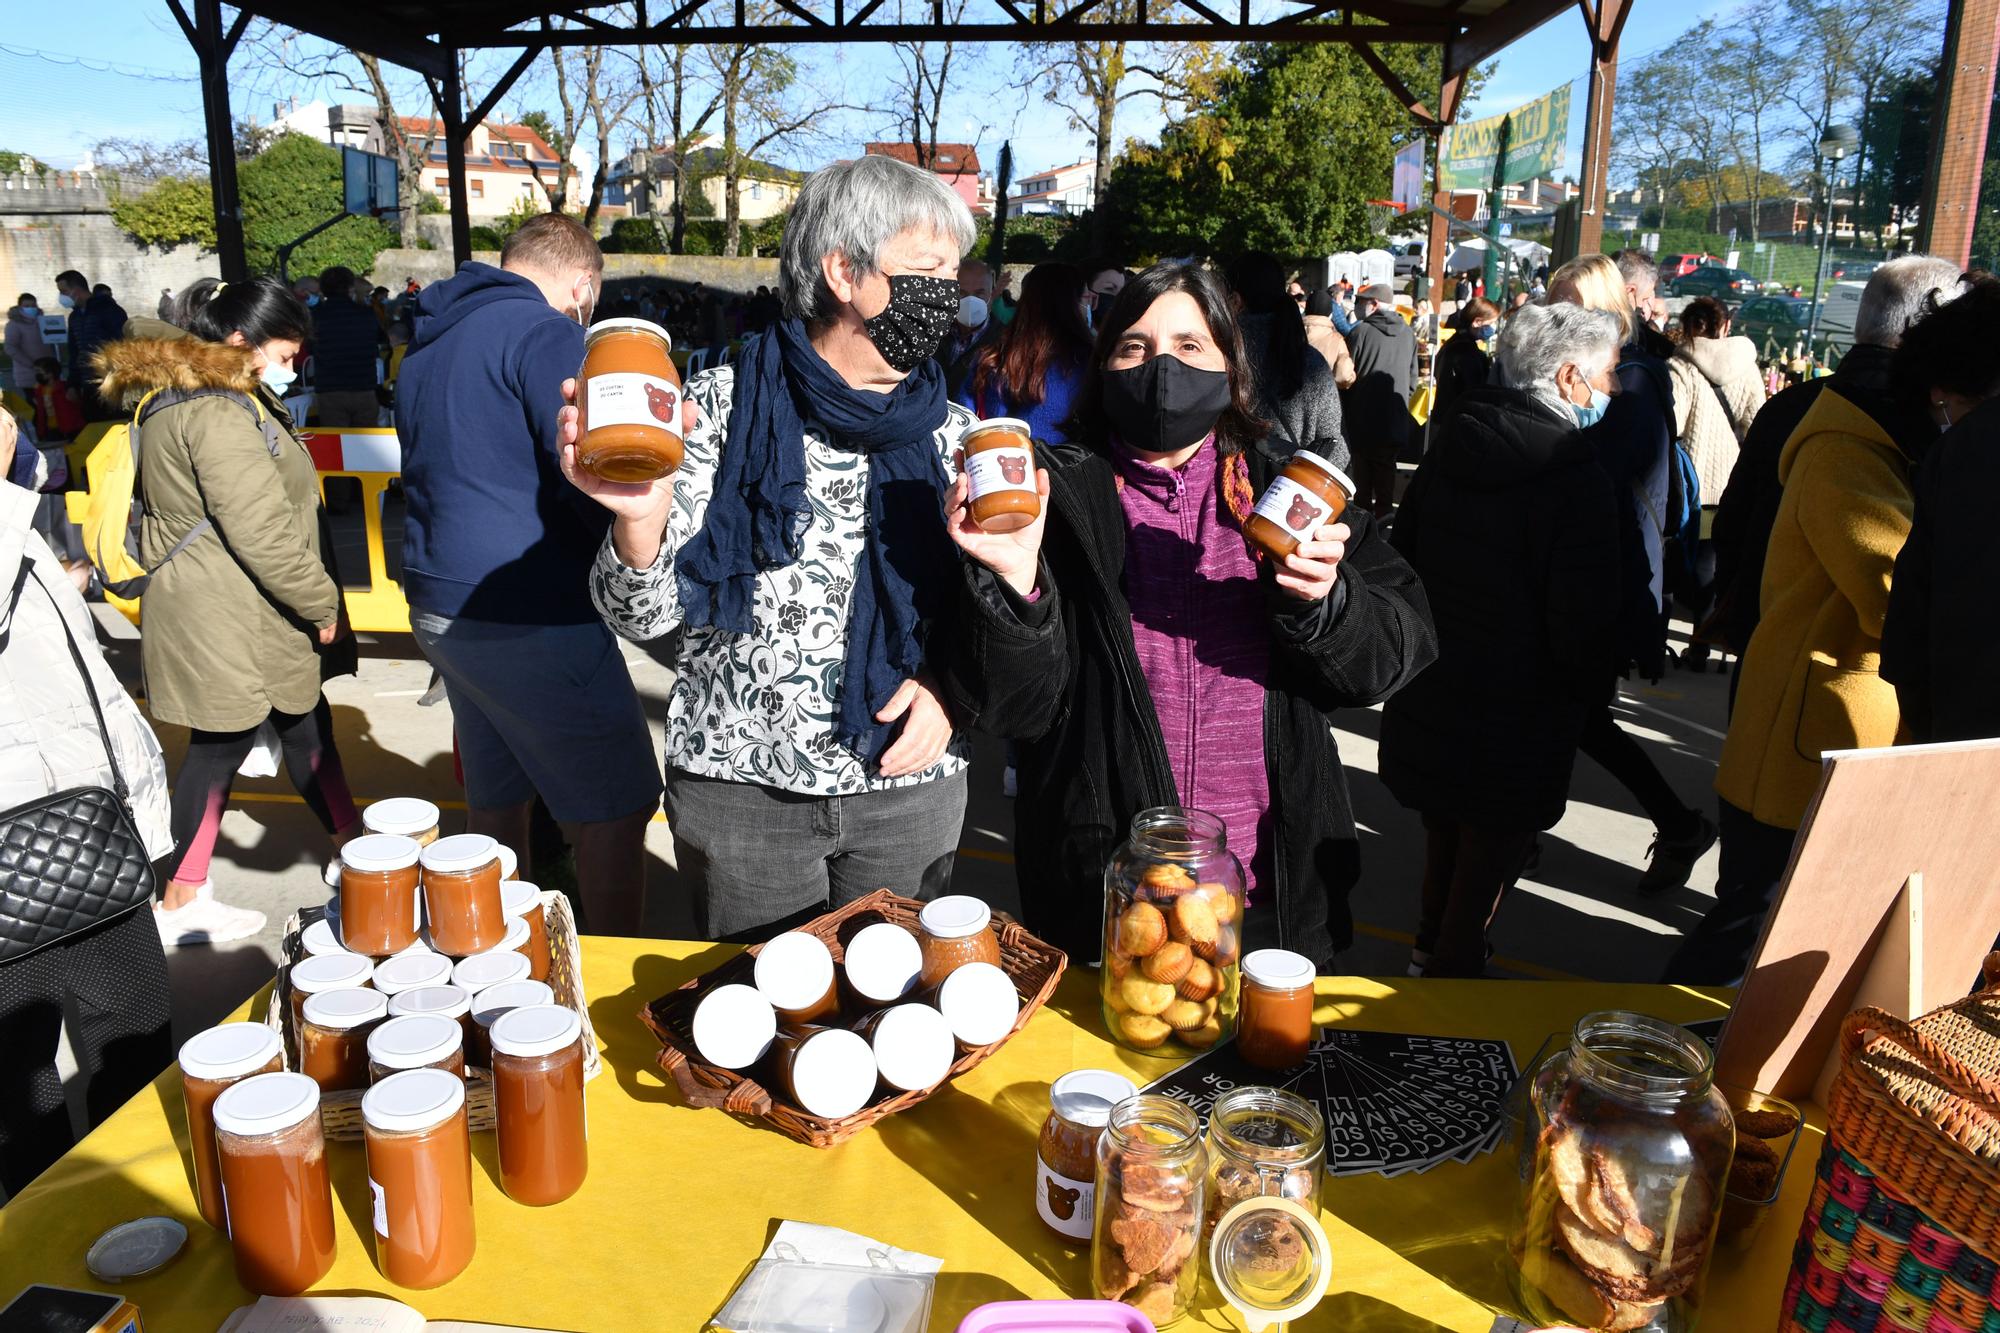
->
xmin=771 ymin=1025 xmax=880 ymax=1119
xmin=339 ymin=833 xmax=423 ymax=957
xmin=212 ymin=1072 xmax=336 ymax=1295
xmin=367 ymin=1013 xmax=466 ymax=1084
xmin=501 ymin=880 xmax=552 ymax=983
xmin=420 ymin=834 xmax=507 ymax=957
xmin=491 ymin=1004 xmax=589 ymax=1206
xmin=852 ymin=1002 xmax=954 ymax=1094
xmin=1036 ymin=1069 xmax=1137 ymax=1241
xmin=960 ymin=419 xmax=1040 ymax=532
xmin=372 ymin=949 xmax=453 ymax=998
xmin=454 ymin=944 xmax=532 ymax=996
xmin=388 ymin=984 xmax=474 ymax=1057
xmin=1244 ymin=449 xmax=1354 ymax=561
xmin=576 ymin=317 xmax=683 ymax=482
xmin=842 ymin=921 xmax=924 ymax=1009
xmin=916 ymin=895 xmax=1002 ymax=990
xmin=299 ymin=912 xmax=347 ymax=958
xmin=179 ymin=1023 xmax=284 ymax=1230
xmin=286 ymin=952 xmax=374 ymax=1043
xmin=754 ymin=931 xmax=840 ymax=1026
xmin=362 ymin=1068 xmax=476 ymax=1289
xmin=468 ymin=979 xmax=555 ymax=1068
xmin=361 ymin=797 xmax=441 ymax=847
xmin=300 ymin=987 xmax=389 ymax=1093
xmin=496 ymin=844 xmax=519 ymax=881
xmin=937 ymin=960 xmax=1020 ymax=1051
xmin=1239 ymin=949 xmax=1317 ymax=1071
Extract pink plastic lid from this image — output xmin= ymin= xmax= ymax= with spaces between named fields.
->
xmin=955 ymin=1302 xmax=1157 ymax=1333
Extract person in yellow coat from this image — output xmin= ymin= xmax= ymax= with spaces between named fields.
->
xmin=1665 ymin=274 xmax=2000 ymax=983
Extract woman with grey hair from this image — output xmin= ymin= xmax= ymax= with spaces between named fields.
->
xmin=1377 ymin=301 xmax=1626 ymax=976
xmin=562 ymin=154 xmax=979 ymax=940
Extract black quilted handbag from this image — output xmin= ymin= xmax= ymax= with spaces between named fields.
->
xmin=0 ymin=572 xmax=157 ymax=963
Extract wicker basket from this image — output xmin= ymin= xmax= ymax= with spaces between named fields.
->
xmin=641 ymin=889 xmax=1067 ymax=1148
xmin=268 ymin=889 xmax=601 ymax=1141
xmin=1778 ymin=956 xmax=2000 ymax=1333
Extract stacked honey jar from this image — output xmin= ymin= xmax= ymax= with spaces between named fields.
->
xmin=174 ymin=798 xmax=590 ymax=1297
xmin=688 ymin=896 xmax=1021 ymax=1118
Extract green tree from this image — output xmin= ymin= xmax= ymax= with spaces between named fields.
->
xmin=240 ymin=132 xmax=396 ymax=276
xmin=110 ymin=176 xmax=218 ymax=249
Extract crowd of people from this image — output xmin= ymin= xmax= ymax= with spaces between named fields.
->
xmin=3 ymin=149 xmax=1995 ymax=1195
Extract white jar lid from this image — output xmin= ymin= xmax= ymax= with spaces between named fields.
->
xmin=1243 ymin=948 xmax=1316 ymax=991
xmin=367 ymin=1013 xmax=462 ymax=1070
xmin=299 ymin=917 xmax=349 ymax=957
xmin=1283 ymin=449 xmax=1356 ymax=498
xmin=454 ymin=949 xmax=532 ymax=994
xmin=962 ymin=417 xmax=1032 ymax=441
xmin=302 ymin=987 xmax=389 ymax=1030
xmin=420 ymin=833 xmax=499 ymax=875
xmin=496 ymin=844 xmax=519 ymax=881
xmin=362 ymin=1066 xmax=466 ymax=1134
xmin=584 ymin=315 xmax=672 ymax=346
xmin=868 ymin=1003 xmax=955 ymax=1093
xmin=938 ymin=961 xmax=1020 ymax=1047
xmin=179 ymin=1022 xmax=283 ymax=1081
xmin=844 ymin=922 xmax=923 ymax=1003
xmin=340 ymin=833 xmax=422 ymax=874
xmin=788 ymin=1028 xmax=879 ymax=1119
xmin=289 ymin=952 xmax=374 ymax=995
xmin=501 ymin=880 xmax=541 ymax=918
xmin=1051 ymin=1069 xmax=1139 ymax=1129
xmin=493 ymin=917 xmax=531 ymax=953
xmin=917 ymin=895 xmax=992 ymax=940
xmin=362 ymin=798 xmax=441 ymax=839
xmin=471 ymin=979 xmax=554 ymax=1027
xmin=389 ymin=935 xmax=436 ymax=959
xmin=692 ymin=983 xmax=777 ymax=1069
xmin=754 ymin=932 xmax=836 ymax=1012
xmin=389 ymin=984 xmax=471 ymax=1021
xmin=373 ymin=951 xmax=454 ymax=996
xmin=211 ymin=1071 xmax=320 ymax=1137
xmin=488 ymin=1003 xmax=583 ymax=1059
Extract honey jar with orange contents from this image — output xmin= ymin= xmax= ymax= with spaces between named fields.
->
xmin=491 ymin=1004 xmax=589 ymax=1206
xmin=179 ymin=1023 xmax=284 ymax=1230
xmin=362 ymin=1068 xmax=475 ymax=1289
xmin=576 ymin=317 xmax=683 ymax=482
xmin=501 ymin=880 xmax=552 ymax=982
xmin=300 ymin=987 xmax=389 ymax=1092
xmin=213 ymin=1072 xmax=337 ymax=1295
xmin=1036 ymin=1069 xmax=1137 ymax=1241
xmin=1238 ymin=948 xmax=1316 ymax=1071
xmin=1244 ymin=449 xmax=1354 ymax=561
xmin=959 ymin=419 xmax=1041 ymax=532
xmin=419 ymin=834 xmax=507 ymax=957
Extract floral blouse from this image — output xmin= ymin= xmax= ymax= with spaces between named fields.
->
xmin=590 ymin=365 xmax=976 ymax=796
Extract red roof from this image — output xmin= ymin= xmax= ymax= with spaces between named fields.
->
xmin=396 ymin=117 xmax=561 ymax=174
xmin=863 ymin=142 xmax=982 ymax=178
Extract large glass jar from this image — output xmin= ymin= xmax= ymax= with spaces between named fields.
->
xmin=1204 ymin=1086 xmax=1325 ymax=1234
xmin=1092 ymin=1094 xmax=1206 ymax=1327
xmin=1100 ymin=807 xmax=1245 ymax=1057
xmin=1512 ymin=1011 xmax=1735 ymax=1333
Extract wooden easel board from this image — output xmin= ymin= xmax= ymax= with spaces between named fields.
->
xmin=1713 ymin=738 xmax=2000 ymax=1100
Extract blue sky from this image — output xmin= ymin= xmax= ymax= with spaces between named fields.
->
xmin=0 ymin=0 xmax=1737 ymax=185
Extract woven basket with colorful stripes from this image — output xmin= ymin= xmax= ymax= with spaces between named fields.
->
xmin=1779 ymin=965 xmax=2000 ymax=1333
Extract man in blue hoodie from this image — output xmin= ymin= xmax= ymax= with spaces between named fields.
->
xmin=397 ymin=214 xmax=660 ymax=933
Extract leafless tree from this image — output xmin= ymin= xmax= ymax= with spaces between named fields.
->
xmin=624 ymin=39 xmax=723 ymax=253
xmin=885 ymin=0 xmax=981 ymax=171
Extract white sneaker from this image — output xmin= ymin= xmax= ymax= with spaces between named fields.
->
xmin=322 ymin=855 xmax=342 ymax=889
xmin=154 ymin=882 xmax=267 ymax=948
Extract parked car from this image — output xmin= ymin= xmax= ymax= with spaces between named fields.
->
xmin=1830 ymin=260 xmax=1879 ymax=284
xmin=1672 ymin=265 xmax=1758 ymax=302
xmin=1658 ymin=253 xmax=1715 ymax=285
xmin=1393 ymin=243 xmax=1426 ymax=278
xmin=1735 ymin=296 xmax=1818 ymax=354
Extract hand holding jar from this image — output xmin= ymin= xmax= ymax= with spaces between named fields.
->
xmin=555 ymin=375 xmax=700 ymax=571
xmin=944 ymin=463 xmax=1049 ymax=599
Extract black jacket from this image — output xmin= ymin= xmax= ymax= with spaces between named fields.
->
xmin=1379 ymin=386 xmax=1620 ymax=829
xmin=311 ymin=297 xmax=384 ymax=392
xmin=1882 ymin=394 xmax=2000 ymax=743
xmin=1432 ymin=334 xmax=1491 ymax=426
xmin=947 ymin=440 xmax=1438 ymax=968
xmin=1583 ymin=339 xmax=1675 ymax=679
xmin=1344 ymin=310 xmax=1420 ymax=457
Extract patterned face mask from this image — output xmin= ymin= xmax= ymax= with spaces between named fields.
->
xmin=862 ymin=273 xmax=961 ymax=373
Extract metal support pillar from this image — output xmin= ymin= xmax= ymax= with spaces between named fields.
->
xmin=437 ymin=54 xmax=473 ymax=266
xmin=1919 ymin=0 xmax=2000 ymax=266
xmin=173 ymin=0 xmax=250 ymax=281
xmin=1575 ymin=0 xmax=1631 ymax=257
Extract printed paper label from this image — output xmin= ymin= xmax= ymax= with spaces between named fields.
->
xmin=1251 ymin=474 xmax=1331 ymax=537
xmin=1035 ymin=1158 xmax=1095 ymax=1239
xmin=370 ymin=1176 xmax=388 ymax=1237
xmin=585 ymin=372 xmax=681 ymax=432
xmin=966 ymin=446 xmax=1036 ymax=499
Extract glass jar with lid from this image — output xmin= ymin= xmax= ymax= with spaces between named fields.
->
xmin=1512 ymin=1011 xmax=1735 ymax=1333
xmin=576 ymin=317 xmax=684 ymax=482
xmin=339 ymin=833 xmax=423 ymax=956
xmin=362 ymin=1068 xmax=475 ymax=1289
xmin=286 ymin=951 xmax=374 ymax=1041
xmin=300 ymin=987 xmax=389 ymax=1092
xmin=212 ymin=1072 xmax=336 ymax=1295
xmin=1100 ymin=807 xmax=1245 ymax=1057
xmin=1204 ymin=1086 xmax=1325 ymax=1233
xmin=490 ymin=1004 xmax=589 ymax=1206
xmin=501 ymin=880 xmax=552 ymax=982
xmin=468 ymin=979 xmax=555 ymax=1067
xmin=1036 ymin=1069 xmax=1137 ymax=1241
xmin=179 ymin=1023 xmax=284 ymax=1230
xmin=1239 ymin=949 xmax=1317 ymax=1071
xmin=361 ymin=797 xmax=441 ymax=847
xmin=916 ymin=895 xmax=1002 ymax=990
xmin=367 ymin=1013 xmax=466 ymax=1084
xmin=372 ymin=949 xmax=454 ymax=999
xmin=419 ymin=834 xmax=507 ymax=957
xmin=1092 ymin=1094 xmax=1206 ymax=1327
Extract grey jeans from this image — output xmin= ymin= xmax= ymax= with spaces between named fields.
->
xmin=666 ymin=767 xmax=968 ymax=941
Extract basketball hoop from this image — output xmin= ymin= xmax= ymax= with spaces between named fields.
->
xmin=1365 ymin=199 xmax=1407 ymax=238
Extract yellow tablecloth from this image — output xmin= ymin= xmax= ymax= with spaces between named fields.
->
xmin=0 ymin=939 xmax=1817 ymax=1332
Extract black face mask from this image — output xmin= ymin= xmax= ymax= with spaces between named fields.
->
xmin=862 ymin=273 xmax=961 ymax=373
xmin=1100 ymin=354 xmax=1233 ymax=453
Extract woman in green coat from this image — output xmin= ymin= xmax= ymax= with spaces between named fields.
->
xmin=96 ymin=277 xmax=361 ymax=947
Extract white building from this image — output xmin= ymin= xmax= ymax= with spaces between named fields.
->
xmin=1008 ymin=161 xmax=1095 ymax=218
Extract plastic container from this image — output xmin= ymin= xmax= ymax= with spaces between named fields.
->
xmin=755 ymin=931 xmax=841 ymax=1025
xmin=501 ymin=880 xmax=552 ymax=982
xmin=367 ymin=1013 xmax=466 ymax=1084
xmin=419 ymin=833 xmax=507 ymax=957
xmin=179 ymin=1023 xmax=284 ymax=1230
xmin=491 ymin=1004 xmax=589 ymax=1205
xmin=712 ymin=1256 xmax=936 ymax=1333
xmin=955 ymin=1302 xmax=1156 ymax=1333
xmin=338 ymin=833 xmax=423 ymax=956
xmin=362 ymin=797 xmax=441 ymax=845
xmin=1238 ymin=949 xmax=1316 ymax=1071
xmin=299 ymin=987 xmax=389 ymax=1092
xmin=1036 ymin=1069 xmax=1138 ymax=1241
xmin=1100 ymin=807 xmax=1244 ymax=1056
xmin=362 ymin=1068 xmax=475 ymax=1289
xmin=576 ymin=317 xmax=683 ymax=482
xmin=916 ymin=895 xmax=1001 ymax=990
xmin=213 ymin=1072 xmax=336 ymax=1295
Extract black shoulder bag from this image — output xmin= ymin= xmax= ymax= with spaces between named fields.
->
xmin=0 ymin=570 xmax=158 ymax=963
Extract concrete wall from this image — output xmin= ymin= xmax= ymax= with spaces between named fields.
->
xmin=0 ymin=214 xmax=216 ymax=317
xmin=366 ymin=247 xmax=781 ymax=299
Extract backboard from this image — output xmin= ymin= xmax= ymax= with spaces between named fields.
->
xmin=342 ymin=146 xmax=399 ymax=218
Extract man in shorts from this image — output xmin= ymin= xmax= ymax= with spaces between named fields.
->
xmin=396 ymin=214 xmax=660 ymax=933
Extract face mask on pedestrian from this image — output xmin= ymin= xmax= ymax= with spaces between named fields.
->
xmin=1561 ymin=363 xmax=1611 ymax=428
xmin=861 ymin=273 xmax=960 ymax=373
xmin=1474 ymin=323 xmax=1496 ymax=343
xmin=57 ymin=293 xmax=75 ymax=310
xmin=1100 ymin=352 xmax=1233 ymax=454
xmin=570 ymin=275 xmax=595 ymax=328
xmin=304 ymin=293 xmax=320 ymax=308
xmin=17 ymin=305 xmax=36 ymax=318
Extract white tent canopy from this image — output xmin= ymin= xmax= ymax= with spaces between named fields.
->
xmin=1444 ymin=235 xmax=1551 ymax=275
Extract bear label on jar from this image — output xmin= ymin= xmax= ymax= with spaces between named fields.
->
xmin=960 ymin=420 xmax=1040 ymax=534
xmin=1245 ymin=450 xmax=1354 ymax=562
xmin=1037 ymin=1069 xmax=1137 ymax=1241
xmin=576 ymin=318 xmax=683 ymax=484
xmin=586 ymin=373 xmax=681 ymax=432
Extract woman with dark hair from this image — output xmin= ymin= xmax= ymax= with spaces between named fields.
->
xmin=1223 ymin=251 xmax=1347 ymax=461
xmin=1670 ymin=272 xmax=1995 ymax=984
xmin=1432 ymin=297 xmax=1499 ymax=423
xmin=958 ymin=262 xmax=1093 ymax=441
xmin=940 ymin=262 xmax=1437 ymax=967
xmin=96 ymin=276 xmax=361 ymax=947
